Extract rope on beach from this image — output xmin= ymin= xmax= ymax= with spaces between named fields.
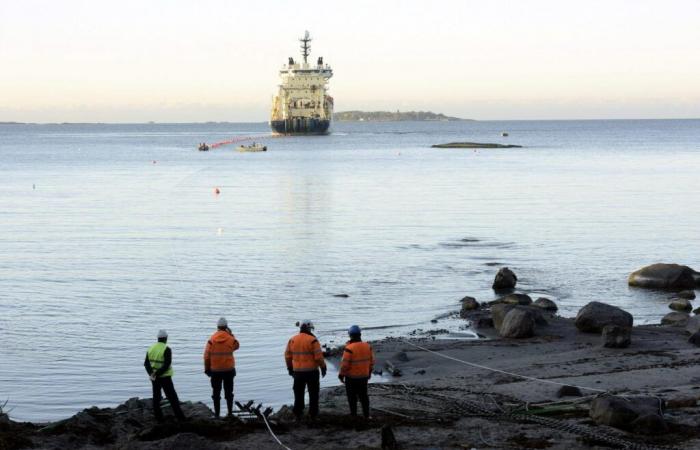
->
xmin=402 ymin=340 xmax=608 ymax=394
xmin=260 ymin=413 xmax=293 ymax=450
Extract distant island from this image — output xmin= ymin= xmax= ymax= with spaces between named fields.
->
xmin=333 ymin=110 xmax=469 ymax=122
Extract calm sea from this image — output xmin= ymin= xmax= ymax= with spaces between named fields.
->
xmin=1 ymin=119 xmax=699 ymax=421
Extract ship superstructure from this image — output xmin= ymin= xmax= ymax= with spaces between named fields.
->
xmin=270 ymin=31 xmax=333 ymax=135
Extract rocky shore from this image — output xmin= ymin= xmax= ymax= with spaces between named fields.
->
xmin=3 ymin=264 xmax=700 ymax=449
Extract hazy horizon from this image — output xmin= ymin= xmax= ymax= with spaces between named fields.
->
xmin=2 ymin=0 xmax=699 ymax=122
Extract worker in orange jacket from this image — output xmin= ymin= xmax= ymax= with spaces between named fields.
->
xmin=204 ymin=317 xmax=240 ymax=418
xmin=338 ymin=325 xmax=374 ymax=418
xmin=285 ymin=319 xmax=327 ymax=419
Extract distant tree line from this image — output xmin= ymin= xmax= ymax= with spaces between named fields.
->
xmin=333 ymin=110 xmax=468 ymax=122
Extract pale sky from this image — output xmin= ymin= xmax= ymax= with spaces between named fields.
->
xmin=1 ymin=0 xmax=699 ymax=122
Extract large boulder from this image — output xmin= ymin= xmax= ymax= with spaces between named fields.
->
xmin=499 ymin=308 xmax=535 ymax=338
xmin=533 ymin=297 xmax=558 ymax=312
xmin=685 ymin=315 xmax=700 ymax=334
xmin=628 ymin=263 xmax=697 ymax=290
xmin=492 ymin=267 xmax=517 ymax=290
xmin=662 ymin=311 xmax=690 ymax=327
xmin=574 ymin=302 xmax=633 ymax=333
xmin=459 ymin=296 xmax=479 ymax=318
xmin=669 ymin=298 xmax=692 ymax=312
xmin=601 ymin=325 xmax=631 ymax=348
xmin=492 ymin=304 xmax=547 ymax=331
xmin=589 ymin=396 xmax=666 ymax=432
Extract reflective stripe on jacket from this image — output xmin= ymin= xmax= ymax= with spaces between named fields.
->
xmin=285 ymin=332 xmax=326 ymax=372
xmin=147 ymin=342 xmax=174 ymax=378
xmin=339 ymin=341 xmax=374 ymax=379
xmin=204 ymin=329 xmax=239 ymax=372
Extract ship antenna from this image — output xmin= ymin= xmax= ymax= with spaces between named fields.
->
xmin=299 ymin=30 xmax=311 ymax=64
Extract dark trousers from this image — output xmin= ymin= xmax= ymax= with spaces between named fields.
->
xmin=210 ymin=370 xmax=235 ymax=400
xmin=151 ymin=376 xmax=185 ymax=420
xmin=293 ymin=370 xmax=320 ymax=418
xmin=345 ymin=377 xmax=370 ymax=418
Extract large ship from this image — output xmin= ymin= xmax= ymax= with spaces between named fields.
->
xmin=270 ymin=31 xmax=333 ymax=135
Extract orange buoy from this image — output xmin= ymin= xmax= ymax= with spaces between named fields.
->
xmin=214 ymin=187 xmax=221 ymax=195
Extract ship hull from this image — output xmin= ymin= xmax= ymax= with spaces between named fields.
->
xmin=270 ymin=118 xmax=331 ymax=135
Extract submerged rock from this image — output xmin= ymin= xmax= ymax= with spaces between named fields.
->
xmin=589 ymin=396 xmax=666 ymax=432
xmin=499 ymin=308 xmax=535 ymax=338
xmin=533 ymin=297 xmax=558 ymax=312
xmin=574 ymin=302 xmax=633 ymax=333
xmin=669 ymin=298 xmax=692 ymax=312
xmin=492 ymin=267 xmax=517 ymax=290
xmin=662 ymin=311 xmax=690 ymax=327
xmin=601 ymin=325 xmax=631 ymax=348
xmin=628 ymin=263 xmax=698 ymax=290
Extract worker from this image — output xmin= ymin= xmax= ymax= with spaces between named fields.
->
xmin=203 ymin=317 xmax=240 ymax=418
xmin=338 ymin=325 xmax=374 ymax=418
xmin=144 ymin=330 xmax=186 ymax=421
xmin=284 ymin=319 xmax=327 ymax=420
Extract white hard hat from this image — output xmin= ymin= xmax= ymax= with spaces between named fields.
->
xmin=157 ymin=329 xmax=168 ymax=339
xmin=217 ymin=317 xmax=228 ymax=327
xmin=300 ymin=319 xmax=314 ymax=329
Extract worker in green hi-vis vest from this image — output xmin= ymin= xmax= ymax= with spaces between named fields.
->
xmin=144 ymin=329 xmax=186 ymax=421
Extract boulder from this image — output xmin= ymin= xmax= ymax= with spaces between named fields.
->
xmin=533 ymin=297 xmax=558 ymax=312
xmin=492 ymin=293 xmax=532 ymax=306
xmin=499 ymin=308 xmax=535 ymax=338
xmin=631 ymin=413 xmax=669 ymax=435
xmin=574 ymin=302 xmax=633 ymax=333
xmin=662 ymin=311 xmax=690 ymax=327
xmin=628 ymin=263 xmax=697 ymax=290
xmin=669 ymin=298 xmax=692 ymax=312
xmin=601 ymin=325 xmax=631 ymax=348
xmin=492 ymin=267 xmax=517 ymax=290
xmin=492 ymin=304 xmax=547 ymax=331
xmin=459 ymin=296 xmax=479 ymax=318
xmin=694 ymin=307 xmax=700 ymax=315
xmin=688 ymin=331 xmax=700 ymax=346
xmin=686 ymin=315 xmax=700 ymax=335
xmin=589 ymin=396 xmax=665 ymax=432
xmin=678 ymin=290 xmax=696 ymax=300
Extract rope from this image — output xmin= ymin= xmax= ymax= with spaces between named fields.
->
xmin=260 ymin=412 xmax=293 ymax=450
xmin=402 ymin=340 xmax=607 ymax=393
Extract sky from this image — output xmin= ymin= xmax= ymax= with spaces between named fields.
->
xmin=1 ymin=0 xmax=699 ymax=122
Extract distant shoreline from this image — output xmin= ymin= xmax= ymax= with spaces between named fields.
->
xmin=334 ymin=110 xmax=469 ymax=122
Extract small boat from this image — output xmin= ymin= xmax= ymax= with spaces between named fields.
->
xmin=198 ymin=143 xmax=210 ymax=151
xmin=237 ymin=143 xmax=267 ymax=152
xmin=501 ymin=132 xmax=509 ymax=137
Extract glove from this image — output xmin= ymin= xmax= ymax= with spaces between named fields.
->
xmin=321 ymin=366 xmax=327 ymax=378
xmin=338 ymin=375 xmax=345 ymax=384
xmin=149 ymin=373 xmax=157 ymax=382
xmin=287 ymin=367 xmax=294 ymax=376
xmin=205 ymin=369 xmax=211 ymax=377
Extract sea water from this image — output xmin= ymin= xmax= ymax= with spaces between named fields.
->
xmin=1 ymin=119 xmax=699 ymax=421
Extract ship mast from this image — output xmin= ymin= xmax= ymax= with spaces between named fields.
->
xmin=299 ymin=30 xmax=311 ymax=64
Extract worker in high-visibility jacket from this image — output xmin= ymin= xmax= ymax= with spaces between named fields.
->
xmin=203 ymin=317 xmax=240 ymax=418
xmin=144 ymin=329 xmax=186 ymax=421
xmin=338 ymin=325 xmax=375 ymax=418
xmin=285 ymin=319 xmax=327 ymax=419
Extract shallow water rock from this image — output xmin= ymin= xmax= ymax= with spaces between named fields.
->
xmin=575 ymin=302 xmax=633 ymax=333
xmin=628 ymin=263 xmax=697 ymax=290
xmin=492 ymin=267 xmax=517 ymax=290
xmin=669 ymin=298 xmax=692 ymax=312
xmin=589 ymin=396 xmax=665 ymax=431
xmin=678 ymin=290 xmax=696 ymax=300
xmin=661 ymin=311 xmax=690 ymax=327
xmin=686 ymin=315 xmax=700 ymax=334
xmin=601 ymin=325 xmax=631 ymax=348
xmin=533 ymin=297 xmax=558 ymax=312
xmin=499 ymin=308 xmax=535 ymax=338
xmin=459 ymin=296 xmax=479 ymax=318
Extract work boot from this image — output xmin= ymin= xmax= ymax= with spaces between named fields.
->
xmin=226 ymin=397 xmax=233 ymax=417
xmin=212 ymin=397 xmax=221 ymax=418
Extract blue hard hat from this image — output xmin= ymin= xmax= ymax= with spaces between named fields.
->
xmin=348 ymin=325 xmax=361 ymax=335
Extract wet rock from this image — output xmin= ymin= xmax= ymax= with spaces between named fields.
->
xmin=574 ymin=302 xmax=633 ymax=333
xmin=628 ymin=263 xmax=697 ymax=290
xmin=631 ymin=413 xmax=669 ymax=435
xmin=601 ymin=325 xmax=631 ymax=348
xmin=533 ymin=297 xmax=558 ymax=312
xmin=688 ymin=331 xmax=700 ymax=346
xmin=499 ymin=308 xmax=535 ymax=338
xmin=476 ymin=316 xmax=494 ymax=328
xmin=678 ymin=290 xmax=696 ymax=300
xmin=669 ymin=298 xmax=692 ymax=312
xmin=384 ymin=361 xmax=402 ymax=377
xmin=459 ymin=296 xmax=479 ymax=318
xmin=492 ymin=267 xmax=517 ymax=290
xmin=333 ymin=293 xmax=349 ymax=298
xmin=589 ymin=396 xmax=665 ymax=431
xmin=694 ymin=307 xmax=700 ymax=315
xmin=492 ymin=293 xmax=532 ymax=306
xmin=395 ymin=351 xmax=410 ymax=362
xmin=661 ymin=311 xmax=690 ymax=327
xmin=686 ymin=315 xmax=700 ymax=334
xmin=556 ymin=385 xmax=583 ymax=398
xmin=492 ymin=304 xmax=547 ymax=331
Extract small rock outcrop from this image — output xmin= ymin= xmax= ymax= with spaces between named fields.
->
xmin=499 ymin=308 xmax=535 ymax=338
xmin=628 ymin=263 xmax=697 ymax=290
xmin=533 ymin=297 xmax=558 ymax=312
xmin=678 ymin=290 xmax=696 ymax=300
xmin=574 ymin=302 xmax=633 ymax=333
xmin=601 ymin=325 xmax=631 ymax=348
xmin=589 ymin=396 xmax=666 ymax=433
xmin=669 ymin=298 xmax=692 ymax=312
xmin=662 ymin=311 xmax=690 ymax=327
xmin=492 ymin=267 xmax=517 ymax=290
xmin=459 ymin=296 xmax=479 ymax=318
